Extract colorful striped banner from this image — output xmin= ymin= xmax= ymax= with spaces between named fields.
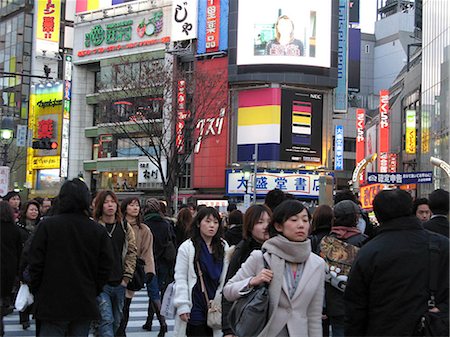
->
xmin=237 ymin=105 xmax=280 ymax=126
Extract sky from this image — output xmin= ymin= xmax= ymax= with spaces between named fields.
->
xmin=359 ymin=0 xmax=378 ymax=34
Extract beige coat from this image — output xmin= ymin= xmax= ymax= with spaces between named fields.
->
xmin=130 ymin=222 xmax=155 ymax=275
xmin=223 ymin=250 xmax=325 ymax=337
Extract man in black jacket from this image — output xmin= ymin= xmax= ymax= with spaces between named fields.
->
xmin=29 ymin=179 xmax=113 ymax=337
xmin=423 ymin=189 xmax=449 ymax=237
xmin=344 ymin=189 xmax=449 ymax=336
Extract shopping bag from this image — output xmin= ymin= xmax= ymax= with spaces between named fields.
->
xmin=161 ymin=281 xmax=176 ymax=319
xmin=15 ymin=283 xmax=34 ymax=312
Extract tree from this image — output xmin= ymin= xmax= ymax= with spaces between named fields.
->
xmin=96 ymin=52 xmax=228 ymax=212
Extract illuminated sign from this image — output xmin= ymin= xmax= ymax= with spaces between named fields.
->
xmin=237 ymin=0 xmax=331 ymax=68
xmin=359 ymin=183 xmax=384 ymax=210
xmin=421 ymin=110 xmax=430 ymax=153
xmin=61 ymin=55 xmax=72 ymax=178
xmin=334 ymin=0 xmax=349 ymax=112
xmin=226 ymin=170 xmax=330 ymax=198
xmin=379 ymin=90 xmax=389 ymax=172
xmin=37 ymin=119 xmax=54 ymax=139
xmin=31 ymin=156 xmax=61 ymax=170
xmin=171 ymin=0 xmax=198 ymax=41
xmin=334 ymin=125 xmax=344 ymax=171
xmin=356 ymin=108 xmax=365 ymax=162
xmin=388 ymin=153 xmax=397 ymax=173
xmin=405 ymin=109 xmax=416 ymax=154
xmin=367 ymin=172 xmax=433 ymax=185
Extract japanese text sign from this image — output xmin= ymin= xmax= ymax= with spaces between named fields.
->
xmin=359 ymin=183 xmax=384 ymax=210
xmin=367 ymin=171 xmax=433 ymax=185
xmin=334 ymin=125 xmax=344 ymax=171
xmin=171 ymin=0 xmax=198 ymax=41
xmin=37 ymin=0 xmax=61 ymax=43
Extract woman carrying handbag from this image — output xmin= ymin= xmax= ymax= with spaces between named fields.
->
xmin=223 ymin=200 xmax=325 ymax=337
xmin=173 ymin=207 xmax=230 ymax=337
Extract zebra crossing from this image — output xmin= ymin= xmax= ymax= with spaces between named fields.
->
xmin=3 ymin=290 xmax=175 ymax=337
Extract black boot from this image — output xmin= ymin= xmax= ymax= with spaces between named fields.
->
xmin=142 ymin=299 xmax=154 ymax=331
xmin=152 ymin=300 xmax=168 ymax=337
xmin=116 ymin=297 xmax=132 ymax=337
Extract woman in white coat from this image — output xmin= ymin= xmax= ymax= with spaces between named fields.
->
xmin=173 ymin=207 xmax=230 ymax=337
xmin=223 ymin=200 xmax=325 ymax=337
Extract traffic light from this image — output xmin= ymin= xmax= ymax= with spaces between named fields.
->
xmin=32 ymin=138 xmax=58 ymax=150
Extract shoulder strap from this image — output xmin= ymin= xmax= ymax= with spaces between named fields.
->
xmin=196 ymin=261 xmax=210 ymax=304
xmin=262 ymin=248 xmax=270 ymax=269
xmin=427 ymin=232 xmax=440 ymax=307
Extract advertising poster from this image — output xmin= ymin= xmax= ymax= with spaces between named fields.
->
xmin=280 ymin=89 xmax=323 ymax=163
xmin=197 ymin=0 xmax=229 ymax=54
xmin=365 ymin=124 xmax=377 ymax=173
xmin=237 ymin=0 xmax=332 ymax=68
xmin=348 ymin=28 xmax=361 ymax=92
xmin=36 ymin=0 xmax=61 ymax=54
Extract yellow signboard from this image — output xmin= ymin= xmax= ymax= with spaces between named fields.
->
xmin=405 ymin=110 xmax=416 ymax=154
xmin=36 ymin=0 xmax=61 ymax=43
xmin=31 ymin=156 xmax=61 ymax=170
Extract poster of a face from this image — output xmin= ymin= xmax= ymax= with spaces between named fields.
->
xmin=237 ymin=0 xmax=332 ymax=67
xmin=365 ymin=124 xmax=377 ymax=173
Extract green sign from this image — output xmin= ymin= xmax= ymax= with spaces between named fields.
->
xmin=85 ymin=20 xmax=133 ymax=47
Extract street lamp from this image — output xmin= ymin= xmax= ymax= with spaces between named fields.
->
xmin=430 ymin=157 xmax=450 ymax=178
xmin=0 ymin=117 xmax=14 ymax=166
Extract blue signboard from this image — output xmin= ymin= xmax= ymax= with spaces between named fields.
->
xmin=334 ymin=125 xmax=344 ymax=170
xmin=197 ymin=0 xmax=229 ymax=54
xmin=367 ymin=172 xmax=433 ymax=185
xmin=333 ymin=0 xmax=349 ymax=113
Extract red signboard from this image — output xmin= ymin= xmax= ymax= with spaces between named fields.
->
xmin=192 ymin=57 xmax=228 ymax=189
xmin=356 ymin=108 xmax=365 ymax=183
xmin=176 ymin=80 xmax=187 ymax=153
xmin=388 ymin=153 xmax=397 ymax=173
xmin=379 ymin=90 xmax=389 ymax=172
xmin=206 ymin=0 xmax=220 ymax=53
xmin=360 ymin=183 xmax=384 ymax=210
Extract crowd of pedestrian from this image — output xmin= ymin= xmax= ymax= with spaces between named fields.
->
xmin=0 ymin=182 xmax=448 ymax=337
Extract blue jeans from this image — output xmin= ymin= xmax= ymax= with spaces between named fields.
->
xmin=39 ymin=320 xmax=91 ymax=337
xmin=329 ymin=315 xmax=345 ymax=337
xmin=146 ymin=273 xmax=161 ymax=301
xmin=96 ymin=284 xmax=126 ymax=337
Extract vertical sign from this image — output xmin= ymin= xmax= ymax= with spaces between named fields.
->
xmin=333 ymin=0 xmax=349 ymax=113
xmin=421 ymin=110 xmax=430 ymax=153
xmin=36 ymin=0 xmax=61 ymax=54
xmin=176 ymin=80 xmax=188 ymax=153
xmin=171 ymin=0 xmax=198 ymax=42
xmin=379 ymin=90 xmax=389 ymax=173
xmin=405 ymin=109 xmax=416 ymax=154
xmin=388 ymin=153 xmax=397 ymax=172
xmin=61 ymin=55 xmax=72 ymax=178
xmin=205 ymin=0 xmax=220 ymax=53
xmin=16 ymin=124 xmax=28 ymax=147
xmin=334 ymin=125 xmax=344 ymax=171
xmin=356 ymin=108 xmax=365 ymax=183
xmin=0 ymin=166 xmax=10 ymax=196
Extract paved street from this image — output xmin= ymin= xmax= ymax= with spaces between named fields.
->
xmin=3 ymin=289 xmax=175 ymax=337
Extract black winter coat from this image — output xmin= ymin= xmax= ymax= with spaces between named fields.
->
xmin=144 ymin=213 xmax=173 ymax=269
xmin=0 ymin=220 xmax=22 ymax=298
xmin=29 ymin=213 xmax=113 ymax=321
xmin=344 ymin=216 xmax=449 ymax=336
xmin=221 ymin=237 xmax=262 ymax=335
xmin=423 ymin=215 xmax=449 ymax=238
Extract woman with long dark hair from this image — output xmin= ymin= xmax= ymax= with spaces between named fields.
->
xmin=224 ymin=200 xmax=325 ymax=337
xmin=116 ymin=197 xmax=155 ymax=337
xmin=222 ymin=204 xmax=272 ymax=337
xmin=309 ymin=205 xmax=334 ymax=255
xmin=173 ymin=207 xmax=230 ymax=337
xmin=175 ymin=207 xmax=193 ymax=248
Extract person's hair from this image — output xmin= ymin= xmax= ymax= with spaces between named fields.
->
xmin=0 ymin=201 xmax=15 ymax=224
xmin=264 ymin=189 xmax=286 ymax=211
xmin=3 ymin=191 xmax=20 ymax=202
xmin=19 ymin=199 xmax=41 ymax=222
xmin=228 ymin=210 xmax=243 ymax=226
xmin=269 ymin=200 xmax=306 ymax=237
xmin=58 ymin=178 xmax=91 ymax=215
xmin=121 ymin=197 xmax=143 ymax=225
xmin=227 ymin=203 xmax=237 ymax=213
xmin=196 ymin=204 xmax=207 ymax=212
xmin=243 ymin=204 xmax=272 ymax=240
xmin=275 ymin=15 xmax=295 ymax=41
xmin=159 ymin=200 xmax=168 ymax=216
xmin=373 ymin=189 xmax=413 ymax=224
xmin=93 ymin=190 xmax=121 ymax=221
xmin=311 ymin=205 xmax=333 ymax=233
xmin=191 ymin=207 xmax=224 ymax=262
xmin=428 ymin=189 xmax=449 ymax=215
xmin=334 ymin=189 xmax=358 ymax=205
xmin=187 ymin=202 xmax=196 ymax=211
xmin=34 ymin=196 xmax=44 ymax=205
xmin=412 ymin=197 xmax=429 ymax=215
xmin=143 ymin=198 xmax=161 ymax=215
xmin=177 ymin=207 xmax=193 ymax=235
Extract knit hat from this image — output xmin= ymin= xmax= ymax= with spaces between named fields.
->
xmin=145 ymin=198 xmax=161 ymax=214
xmin=334 ymin=200 xmax=359 ymax=217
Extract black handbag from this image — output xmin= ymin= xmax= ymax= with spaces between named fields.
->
xmin=228 ymin=250 xmax=270 ymax=337
xmin=414 ymin=234 xmax=449 ymax=337
xmin=127 ymin=257 xmax=145 ymax=291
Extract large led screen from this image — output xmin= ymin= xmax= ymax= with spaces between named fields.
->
xmin=237 ymin=0 xmax=332 ymax=68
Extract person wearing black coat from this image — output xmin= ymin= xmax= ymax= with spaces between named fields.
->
xmin=423 ymin=189 xmax=449 ymax=238
xmin=321 ymin=200 xmax=368 ymax=337
xmin=0 ymin=201 xmax=22 ymax=337
xmin=344 ymin=189 xmax=449 ymax=337
xmin=29 ymin=179 xmax=113 ymax=337
xmin=221 ymin=204 xmax=272 ymax=337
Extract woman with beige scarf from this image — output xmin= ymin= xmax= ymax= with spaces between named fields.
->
xmin=223 ymin=200 xmax=325 ymax=337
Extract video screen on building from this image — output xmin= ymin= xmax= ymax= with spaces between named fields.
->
xmin=237 ymin=0 xmax=332 ymax=68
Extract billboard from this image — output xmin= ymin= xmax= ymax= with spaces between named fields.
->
xmin=197 ymin=0 xmax=229 ymax=54
xmin=334 ymin=125 xmax=344 ymax=171
xmin=356 ymin=108 xmax=365 ymax=163
xmin=192 ymin=57 xmax=229 ymax=189
xmin=333 ymin=0 xmax=349 ymax=112
xmin=171 ymin=0 xmax=198 ymax=41
xmin=365 ymin=123 xmax=377 ymax=173
xmin=348 ymin=28 xmax=361 ymax=92
xmin=379 ymin=90 xmax=389 ymax=172
xmin=36 ymin=0 xmax=61 ymax=54
xmin=73 ymin=8 xmax=171 ymax=63
xmin=405 ymin=109 xmax=416 ymax=154
xmin=236 ymin=0 xmax=332 ymax=68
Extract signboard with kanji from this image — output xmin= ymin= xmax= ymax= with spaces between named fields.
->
xmin=367 ymin=172 xmax=433 ymax=185
xmin=36 ymin=0 xmax=61 ymax=54
xmin=359 ymin=183 xmax=384 ymax=210
xmin=0 ymin=167 xmax=10 ymax=197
